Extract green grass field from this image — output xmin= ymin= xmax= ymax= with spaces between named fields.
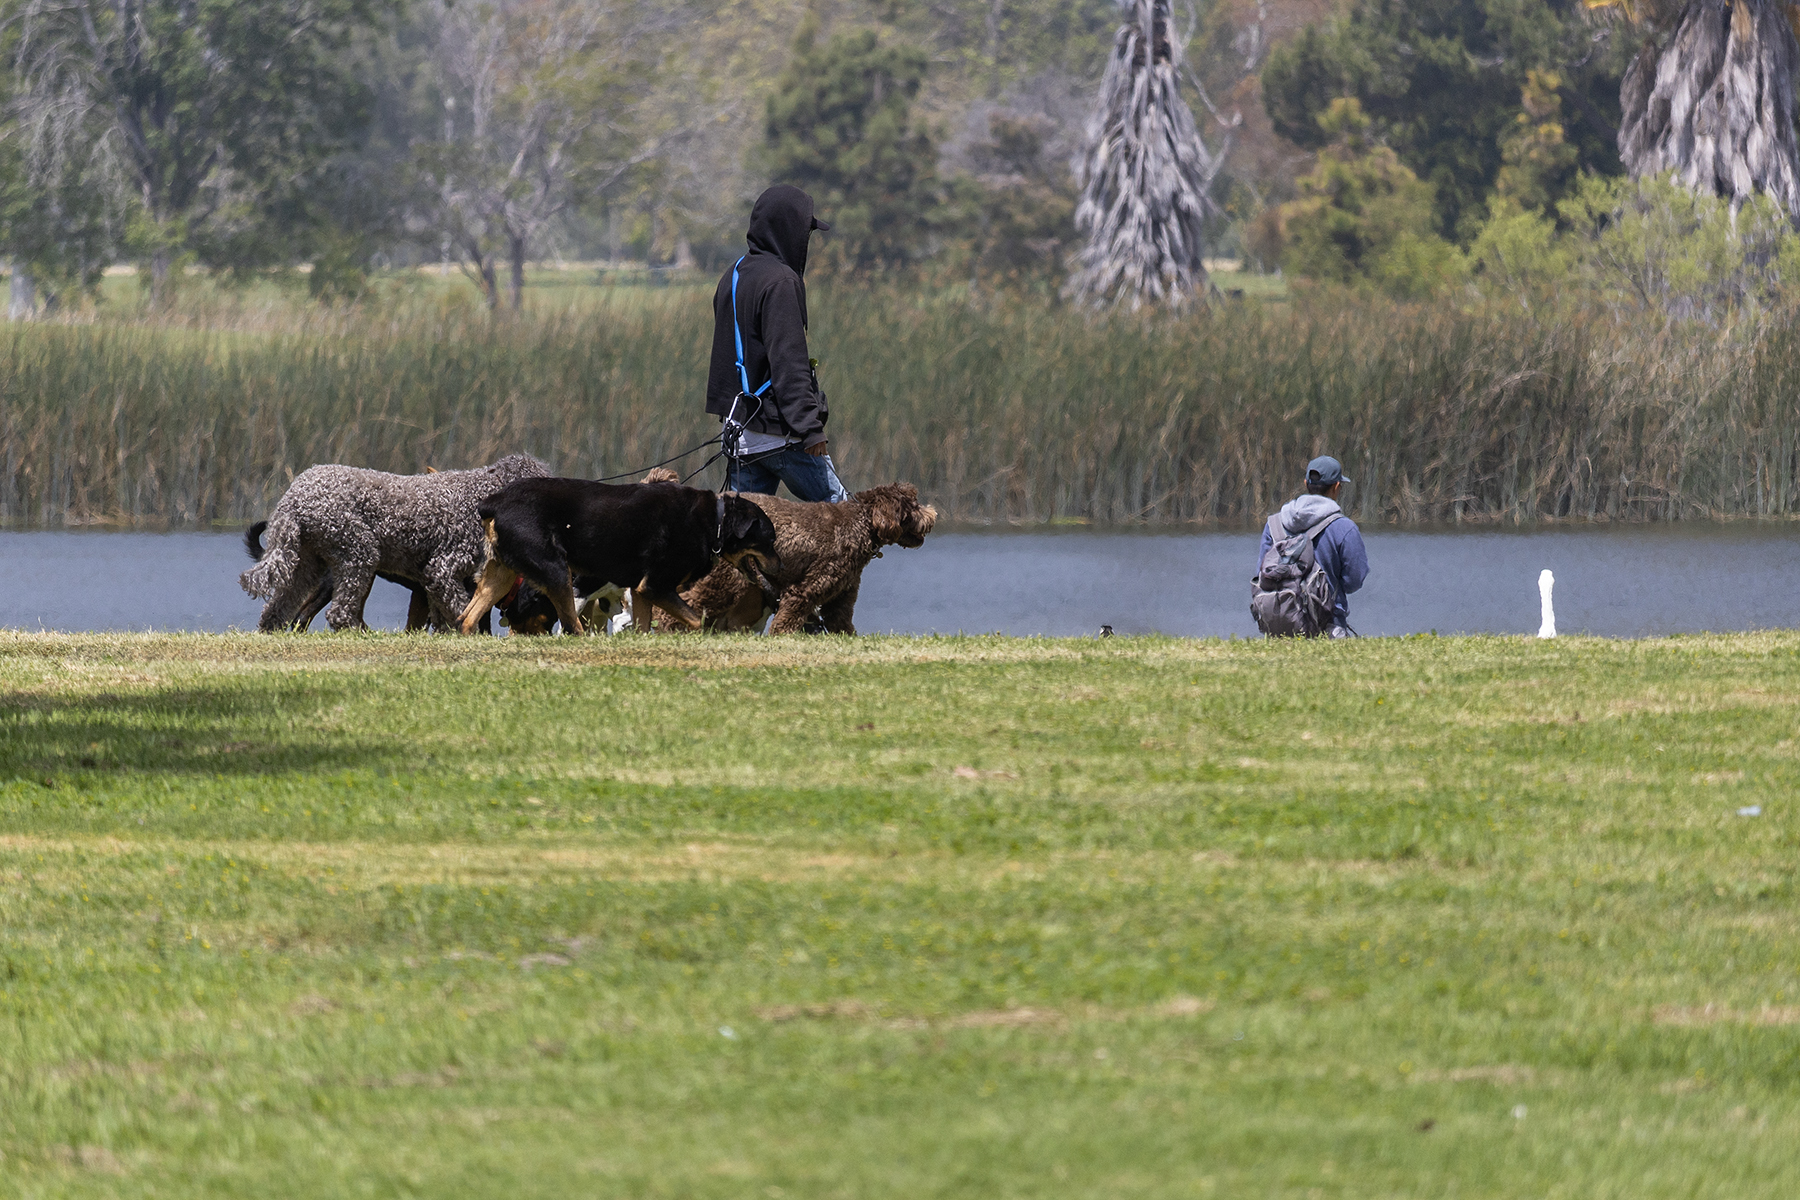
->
xmin=2 ymin=630 xmax=1797 ymax=1197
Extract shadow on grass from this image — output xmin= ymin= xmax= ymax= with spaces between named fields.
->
xmin=0 ymin=681 xmax=400 ymax=780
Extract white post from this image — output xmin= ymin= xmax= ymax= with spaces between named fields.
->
xmin=1537 ymin=569 xmax=1556 ymax=638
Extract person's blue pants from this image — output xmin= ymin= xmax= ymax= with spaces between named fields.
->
xmin=726 ymin=445 xmax=849 ymax=502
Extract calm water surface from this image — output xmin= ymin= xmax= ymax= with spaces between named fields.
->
xmin=2 ymin=526 xmax=1795 ymax=638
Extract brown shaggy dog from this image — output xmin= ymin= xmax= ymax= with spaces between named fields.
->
xmin=683 ymin=483 xmax=936 ymax=634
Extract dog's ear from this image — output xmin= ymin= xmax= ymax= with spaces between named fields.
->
xmin=722 ymin=496 xmax=766 ymax=545
xmin=749 ymin=506 xmax=777 ymax=547
xmin=886 ymin=483 xmax=935 ymax=543
xmin=864 ymin=483 xmax=934 ymax=546
xmin=864 ymin=484 xmax=915 ymax=544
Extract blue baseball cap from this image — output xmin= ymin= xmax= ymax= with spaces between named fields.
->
xmin=1306 ymin=456 xmax=1350 ymax=486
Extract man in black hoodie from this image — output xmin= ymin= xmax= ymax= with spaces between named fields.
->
xmin=706 ymin=184 xmax=849 ymax=502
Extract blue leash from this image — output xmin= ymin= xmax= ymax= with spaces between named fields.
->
xmin=720 ymin=256 xmax=774 ymax=479
xmin=731 ymin=256 xmax=773 ymax=401
xmin=590 ymin=259 xmax=772 ymax=490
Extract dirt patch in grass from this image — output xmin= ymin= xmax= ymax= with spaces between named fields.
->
xmin=0 ymin=834 xmax=1470 ymax=901
xmin=756 ymin=996 xmax=1213 ymax=1029
xmin=1412 ymin=1064 xmax=1536 ymax=1085
xmin=943 ymin=1007 xmax=1064 ymax=1029
xmin=757 ymin=999 xmax=885 ymax=1023
xmin=1652 ymin=1004 xmax=1800 ymax=1027
xmin=952 ymin=766 xmax=1020 ymax=780
xmin=288 ymin=994 xmax=339 ymax=1016
xmin=518 ymin=952 xmax=573 ymax=969
xmin=0 ymin=630 xmax=1165 ymax=674
xmin=40 ymin=1058 xmax=163 ymax=1083
xmin=361 ymin=1067 xmax=463 ymax=1089
xmin=48 ymin=1145 xmax=127 ymax=1174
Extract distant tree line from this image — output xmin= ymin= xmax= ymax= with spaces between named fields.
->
xmin=0 ymin=0 xmax=1134 ymax=311
xmin=3 ymin=0 xmax=1793 ymax=314
xmin=1254 ymin=0 xmax=1800 ymax=307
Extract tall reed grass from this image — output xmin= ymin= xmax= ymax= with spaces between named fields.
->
xmin=1 ymin=285 xmax=1796 ymax=527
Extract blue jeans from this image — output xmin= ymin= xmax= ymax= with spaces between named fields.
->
xmin=726 ymin=445 xmax=849 ymax=502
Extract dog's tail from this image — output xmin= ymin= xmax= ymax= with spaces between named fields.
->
xmin=642 ymin=467 xmax=680 ymax=484
xmin=238 ymin=515 xmax=299 ymax=599
xmin=470 ymin=513 xmax=505 ymax=576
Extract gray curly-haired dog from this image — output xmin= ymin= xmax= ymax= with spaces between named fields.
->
xmin=240 ymin=453 xmax=550 ymax=632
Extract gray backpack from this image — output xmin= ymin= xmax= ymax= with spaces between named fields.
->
xmin=1250 ymin=513 xmax=1340 ymax=637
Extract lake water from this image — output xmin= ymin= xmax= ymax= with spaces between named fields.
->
xmin=2 ymin=526 xmax=1795 ymax=638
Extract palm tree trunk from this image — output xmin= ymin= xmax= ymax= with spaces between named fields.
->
xmin=1619 ymin=0 xmax=1800 ymax=216
xmin=1066 ymin=0 xmax=1216 ymax=309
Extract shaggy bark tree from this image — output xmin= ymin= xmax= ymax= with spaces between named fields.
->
xmin=1607 ymin=0 xmax=1800 ymax=215
xmin=1066 ymin=0 xmax=1265 ymax=309
xmin=417 ymin=0 xmax=683 ymax=310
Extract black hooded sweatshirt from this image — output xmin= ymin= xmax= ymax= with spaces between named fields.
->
xmin=706 ymin=185 xmax=829 ymax=450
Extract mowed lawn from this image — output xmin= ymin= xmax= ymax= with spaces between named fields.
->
xmin=2 ymin=631 xmax=1798 ymax=1197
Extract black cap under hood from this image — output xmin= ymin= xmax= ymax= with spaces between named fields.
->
xmin=746 ymin=184 xmax=829 ymax=278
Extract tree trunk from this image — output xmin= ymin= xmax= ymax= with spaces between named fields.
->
xmin=480 ymin=255 xmax=499 ymax=310
xmin=149 ymin=248 xmax=171 ymax=307
xmin=673 ymin=236 xmax=696 ymax=271
xmin=508 ymin=235 xmax=527 ymax=310
xmin=1618 ymin=0 xmax=1800 ymax=215
xmin=8 ymin=262 xmax=35 ymax=320
xmin=986 ymin=0 xmax=1005 ymax=97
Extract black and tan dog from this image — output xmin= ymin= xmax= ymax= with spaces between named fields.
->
xmin=494 ymin=578 xmax=628 ymax=635
xmin=458 ymin=478 xmax=779 ymax=635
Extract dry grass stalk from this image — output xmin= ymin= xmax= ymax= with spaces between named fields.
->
xmin=1 ymin=288 xmax=1797 ymax=527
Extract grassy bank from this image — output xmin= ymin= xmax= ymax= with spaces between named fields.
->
xmin=3 ymin=279 xmax=1800 ymax=527
xmin=3 ymin=631 xmax=1800 ymax=1195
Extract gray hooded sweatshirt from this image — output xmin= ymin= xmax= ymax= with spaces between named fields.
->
xmin=1257 ymin=495 xmax=1369 ymax=624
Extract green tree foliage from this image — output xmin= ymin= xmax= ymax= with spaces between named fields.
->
xmin=762 ymin=25 xmax=939 ymax=268
xmin=889 ymin=0 xmax=1117 ymax=99
xmin=1493 ymin=70 xmax=1578 ymax=215
xmin=1463 ymin=199 xmax=1568 ymax=308
xmin=1471 ymin=173 xmax=1800 ymax=318
xmin=1267 ymin=99 xmax=1463 ymax=298
xmin=7 ymin=0 xmax=398 ymax=302
xmin=1261 ymin=0 xmax=1627 ymax=242
xmin=959 ymin=113 xmax=1077 ymax=288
